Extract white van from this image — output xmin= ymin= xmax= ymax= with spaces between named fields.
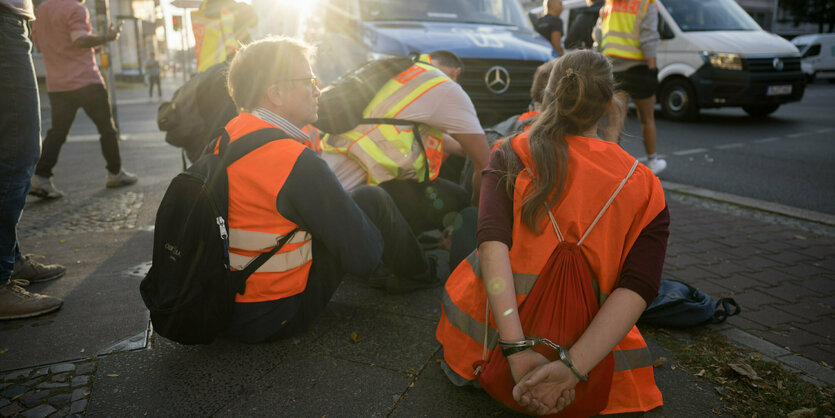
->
xmin=791 ymin=34 xmax=835 ymax=83
xmin=561 ymin=0 xmax=806 ymax=120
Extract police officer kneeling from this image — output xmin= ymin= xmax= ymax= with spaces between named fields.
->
xmin=219 ymin=37 xmax=409 ymax=343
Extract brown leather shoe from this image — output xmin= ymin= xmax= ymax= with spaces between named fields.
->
xmin=0 ymin=280 xmax=63 ymax=320
xmin=11 ymin=255 xmax=66 ymax=283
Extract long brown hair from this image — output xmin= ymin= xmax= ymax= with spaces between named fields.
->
xmin=500 ymin=50 xmax=615 ymax=234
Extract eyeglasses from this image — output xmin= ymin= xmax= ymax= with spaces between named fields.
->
xmin=279 ymin=76 xmax=321 ymax=90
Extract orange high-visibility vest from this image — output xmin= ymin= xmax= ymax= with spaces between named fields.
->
xmin=599 ymin=0 xmax=654 ymax=61
xmin=218 ymin=113 xmax=314 ymax=303
xmin=436 ymin=132 xmax=666 ymax=414
xmin=302 ymin=124 xmax=322 ymax=154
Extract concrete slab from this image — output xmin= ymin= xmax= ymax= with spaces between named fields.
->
xmin=217 ymin=349 xmax=413 ymax=417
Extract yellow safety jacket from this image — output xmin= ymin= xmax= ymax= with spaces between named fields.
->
xmin=322 ymin=54 xmax=449 ymax=185
xmin=191 ymin=2 xmax=238 ymax=72
xmin=599 ymin=0 xmax=653 ymax=61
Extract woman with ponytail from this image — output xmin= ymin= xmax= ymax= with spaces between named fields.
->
xmin=436 ymin=50 xmax=669 ymax=416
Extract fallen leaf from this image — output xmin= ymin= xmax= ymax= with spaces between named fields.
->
xmin=777 ymin=380 xmax=783 ymax=390
xmin=728 ymin=362 xmax=761 ymax=381
xmin=349 ymin=332 xmax=364 ymax=344
xmin=671 ymin=365 xmax=676 ymax=370
xmin=787 ymin=408 xmax=816 ymax=418
xmin=822 ymin=402 xmax=832 ymax=408
xmin=794 ymin=235 xmax=807 ymax=240
xmin=820 ymin=361 xmax=831 ymax=369
xmin=652 ymin=357 xmax=667 ymax=368
xmin=0 ymin=348 xmax=7 ymax=355
xmin=696 ymin=369 xmax=706 ymax=377
xmin=107 ymin=373 xmax=119 ymax=377
xmin=113 ymin=389 xmax=119 ymax=393
xmin=11 ymin=393 xmax=24 ymax=401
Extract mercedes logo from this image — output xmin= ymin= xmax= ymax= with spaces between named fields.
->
xmin=485 ymin=66 xmax=510 ymax=94
xmin=772 ymin=58 xmax=784 ymax=71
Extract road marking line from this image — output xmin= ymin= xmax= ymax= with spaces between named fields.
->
xmin=816 ymin=128 xmax=835 ymax=134
xmin=785 ymin=132 xmax=813 ymax=138
xmin=715 ymin=143 xmax=744 ymax=149
xmin=673 ymin=148 xmax=708 ymax=156
xmin=751 ymin=137 xmax=780 ymax=144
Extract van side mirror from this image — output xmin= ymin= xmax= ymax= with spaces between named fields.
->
xmin=658 ymin=17 xmax=675 ymax=40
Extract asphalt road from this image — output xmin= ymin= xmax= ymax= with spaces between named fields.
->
xmin=41 ymin=80 xmax=835 ymax=215
xmin=620 ymin=81 xmax=835 ymax=215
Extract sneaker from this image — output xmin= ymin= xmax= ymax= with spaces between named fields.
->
xmin=11 ymin=255 xmax=66 ymax=283
xmin=646 ymin=158 xmax=667 ymax=175
xmin=29 ymin=175 xmax=64 ymax=199
xmin=0 ymin=279 xmax=63 ymax=320
xmin=106 ymin=169 xmax=138 ymax=188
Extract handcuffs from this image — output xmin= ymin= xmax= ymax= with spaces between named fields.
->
xmin=498 ymin=337 xmax=589 ymax=381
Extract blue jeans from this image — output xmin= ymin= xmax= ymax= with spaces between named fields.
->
xmin=0 ymin=9 xmax=41 ymax=283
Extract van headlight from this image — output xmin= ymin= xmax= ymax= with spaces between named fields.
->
xmin=701 ymin=52 xmax=743 ymax=71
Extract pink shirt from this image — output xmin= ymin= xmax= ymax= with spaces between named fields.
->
xmin=32 ymin=0 xmax=103 ymax=92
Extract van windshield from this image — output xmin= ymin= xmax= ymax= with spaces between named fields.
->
xmin=663 ymin=0 xmax=761 ymax=32
xmin=359 ymin=0 xmax=532 ymax=28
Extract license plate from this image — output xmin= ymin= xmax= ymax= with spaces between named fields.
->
xmin=767 ymin=85 xmax=792 ymax=96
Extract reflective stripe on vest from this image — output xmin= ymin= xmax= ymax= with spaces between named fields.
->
xmin=191 ymin=5 xmax=237 ymax=72
xmin=221 ymin=113 xmax=314 ymax=303
xmin=436 ymin=132 xmax=666 ymax=412
xmin=600 ymin=0 xmax=652 ymax=61
xmin=321 ymin=62 xmax=448 ymax=185
xmin=228 ymin=228 xmax=312 ymax=273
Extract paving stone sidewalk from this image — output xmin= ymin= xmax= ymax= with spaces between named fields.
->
xmin=1 ymin=187 xmax=833 ymax=416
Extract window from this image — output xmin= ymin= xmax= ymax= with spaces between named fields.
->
xmin=804 ymin=44 xmax=821 ymax=58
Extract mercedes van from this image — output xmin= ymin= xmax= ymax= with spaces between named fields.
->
xmin=302 ymin=0 xmax=553 ymax=124
xmin=561 ymin=0 xmax=806 ymax=120
xmin=792 ymin=34 xmax=835 ymax=83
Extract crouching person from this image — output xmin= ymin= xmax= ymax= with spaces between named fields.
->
xmin=220 ymin=37 xmax=385 ymax=343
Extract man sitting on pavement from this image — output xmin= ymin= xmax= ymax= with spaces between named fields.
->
xmin=219 ymin=37 xmax=437 ymax=343
xmin=321 ymin=50 xmax=490 ymax=238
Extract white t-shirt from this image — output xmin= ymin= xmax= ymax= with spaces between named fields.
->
xmin=324 ymin=79 xmax=484 ymax=192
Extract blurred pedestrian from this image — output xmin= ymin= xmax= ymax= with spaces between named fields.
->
xmin=437 ymin=50 xmax=668 ymax=415
xmin=0 ymin=0 xmax=66 ymax=320
xmin=535 ymin=0 xmax=565 ymax=57
xmin=564 ymin=0 xmax=603 ymax=50
xmin=31 ymin=0 xmax=137 ymax=198
xmin=145 ymin=51 xmax=162 ymax=98
xmin=595 ymin=0 xmax=666 ymax=174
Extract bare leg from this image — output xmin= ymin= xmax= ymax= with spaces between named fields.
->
xmin=603 ymin=91 xmax=628 ymax=143
xmin=633 ymin=95 xmax=657 ymax=156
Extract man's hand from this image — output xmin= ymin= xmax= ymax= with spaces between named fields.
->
xmin=513 ymin=361 xmax=579 ymax=415
xmin=106 ymin=21 xmax=123 ymax=42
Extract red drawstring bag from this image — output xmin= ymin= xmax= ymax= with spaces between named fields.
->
xmin=473 ymin=223 xmax=614 ymax=417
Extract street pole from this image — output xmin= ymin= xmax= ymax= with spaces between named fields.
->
xmin=94 ymin=0 xmax=121 ymax=138
xmin=181 ymin=10 xmax=187 ymax=82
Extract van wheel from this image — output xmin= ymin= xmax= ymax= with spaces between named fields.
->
xmin=660 ymin=79 xmax=699 ymax=122
xmin=742 ymin=104 xmax=780 ymax=118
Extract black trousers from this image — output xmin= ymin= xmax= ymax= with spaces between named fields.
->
xmin=148 ymin=75 xmax=161 ymax=97
xmin=227 ymin=186 xmax=428 ymax=343
xmin=378 ymin=177 xmax=470 ymax=235
xmin=35 ymin=83 xmax=121 ymax=178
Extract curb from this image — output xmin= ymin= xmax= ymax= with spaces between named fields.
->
xmin=719 ymin=328 xmax=835 ymax=387
xmin=661 ymin=181 xmax=835 ymax=227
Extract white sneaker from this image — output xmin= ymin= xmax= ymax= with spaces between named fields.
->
xmin=646 ymin=158 xmax=667 ymax=175
xmin=30 ymin=175 xmax=64 ymax=199
xmin=106 ymin=169 xmax=138 ymax=188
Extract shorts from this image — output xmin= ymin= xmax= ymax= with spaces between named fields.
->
xmin=613 ymin=65 xmax=659 ymax=100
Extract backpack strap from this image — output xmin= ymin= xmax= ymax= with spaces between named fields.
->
xmin=361 ymin=117 xmax=431 ymax=183
xmin=220 ymin=127 xmax=290 ymax=167
xmin=229 ymin=228 xmax=299 ymax=295
xmin=577 ymin=159 xmax=639 ymax=246
xmin=712 ymin=298 xmax=741 ymax=323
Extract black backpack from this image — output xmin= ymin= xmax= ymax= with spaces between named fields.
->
xmin=639 ymin=279 xmax=741 ymax=328
xmin=157 ymin=62 xmax=237 ymax=164
xmin=314 ymin=56 xmax=415 ymax=134
xmin=140 ymin=127 xmax=297 ymax=344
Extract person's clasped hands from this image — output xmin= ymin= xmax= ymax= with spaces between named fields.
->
xmin=510 ymin=353 xmax=579 ymax=416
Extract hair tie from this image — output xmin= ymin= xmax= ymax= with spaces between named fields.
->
xmin=565 ymin=68 xmax=575 ymax=77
